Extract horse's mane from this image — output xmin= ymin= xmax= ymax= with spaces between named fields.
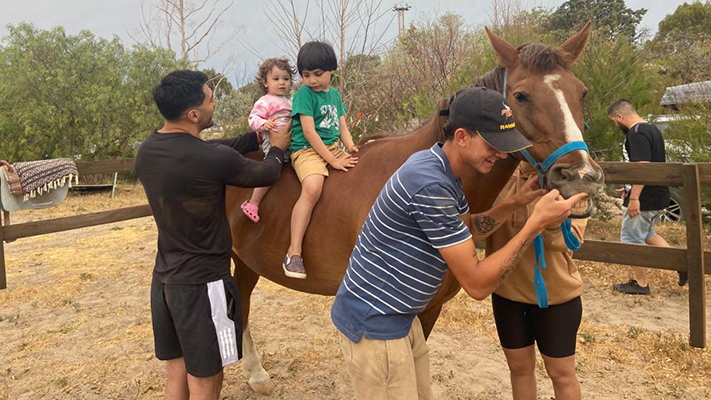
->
xmin=358 ymin=43 xmax=569 ymax=145
xmin=517 ymin=43 xmax=571 ymax=74
xmin=474 ymin=66 xmax=506 ymax=92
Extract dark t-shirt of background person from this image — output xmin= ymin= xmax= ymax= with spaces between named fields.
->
xmin=622 ymin=122 xmax=670 ymax=211
xmin=135 ymin=131 xmax=284 ymax=285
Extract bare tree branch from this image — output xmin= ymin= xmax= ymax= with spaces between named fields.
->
xmin=136 ymin=0 xmax=237 ymax=66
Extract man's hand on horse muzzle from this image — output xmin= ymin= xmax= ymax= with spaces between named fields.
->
xmin=513 ymin=175 xmax=547 ymax=207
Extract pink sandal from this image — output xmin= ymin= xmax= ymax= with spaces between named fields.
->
xmin=241 ymin=200 xmax=260 ymax=223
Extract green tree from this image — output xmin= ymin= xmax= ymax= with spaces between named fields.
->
xmin=573 ymin=34 xmax=664 ymax=160
xmin=214 ymin=81 xmax=264 ymax=135
xmin=547 ymin=0 xmax=647 ymax=41
xmin=647 ymin=1 xmax=711 ymax=84
xmin=202 ymin=67 xmax=235 ymax=99
xmin=0 ymin=23 xmax=179 ymax=161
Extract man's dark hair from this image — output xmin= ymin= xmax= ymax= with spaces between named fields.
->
xmin=607 ymin=99 xmax=637 ymax=117
xmin=442 ymin=120 xmax=477 ymax=141
xmin=153 ymin=70 xmax=209 ymax=121
xmin=296 ymin=41 xmax=338 ymax=75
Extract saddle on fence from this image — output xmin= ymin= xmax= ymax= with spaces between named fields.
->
xmin=0 ymin=158 xmax=78 ymax=211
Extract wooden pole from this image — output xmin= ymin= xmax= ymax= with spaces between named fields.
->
xmin=0 ymin=210 xmax=7 ymax=290
xmin=683 ymin=163 xmax=706 ymax=348
xmin=111 ymin=172 xmax=118 ymax=199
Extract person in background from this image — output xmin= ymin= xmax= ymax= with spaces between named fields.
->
xmin=607 ymin=99 xmax=685 ymax=295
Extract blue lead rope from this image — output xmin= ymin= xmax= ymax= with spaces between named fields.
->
xmin=532 ymin=234 xmax=548 ymax=308
xmin=561 ymin=218 xmax=581 ymax=251
xmin=520 ymin=142 xmax=589 ymax=308
xmin=533 ymin=219 xmax=581 ymax=308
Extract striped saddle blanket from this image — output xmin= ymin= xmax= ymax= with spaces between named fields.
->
xmin=1 ymin=158 xmax=78 ymax=201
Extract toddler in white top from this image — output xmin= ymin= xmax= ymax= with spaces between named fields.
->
xmin=241 ymin=57 xmax=295 ymax=223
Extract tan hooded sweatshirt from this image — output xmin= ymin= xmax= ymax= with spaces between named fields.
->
xmin=486 ymin=165 xmax=587 ymax=305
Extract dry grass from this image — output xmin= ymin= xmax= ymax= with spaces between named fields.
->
xmin=1 ymin=187 xmax=711 ymax=399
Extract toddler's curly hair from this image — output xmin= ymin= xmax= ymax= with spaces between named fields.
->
xmin=257 ymin=57 xmax=296 ymax=94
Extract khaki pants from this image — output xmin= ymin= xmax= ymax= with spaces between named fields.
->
xmin=338 ymin=317 xmax=433 ymax=400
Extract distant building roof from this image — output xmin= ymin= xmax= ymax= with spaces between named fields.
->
xmin=660 ymin=80 xmax=711 ymax=107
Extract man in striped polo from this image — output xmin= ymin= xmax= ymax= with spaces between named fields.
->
xmin=330 ymin=87 xmax=588 ymax=399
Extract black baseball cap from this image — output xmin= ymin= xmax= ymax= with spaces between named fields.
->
xmin=445 ymin=87 xmax=531 ymax=153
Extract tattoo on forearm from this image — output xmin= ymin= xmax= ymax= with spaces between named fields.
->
xmin=473 ymin=214 xmax=497 ymax=235
xmin=498 ymin=239 xmax=530 ymax=285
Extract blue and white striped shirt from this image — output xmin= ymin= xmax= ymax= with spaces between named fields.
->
xmin=331 ymin=143 xmax=472 ymax=342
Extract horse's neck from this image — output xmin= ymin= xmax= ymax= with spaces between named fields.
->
xmin=368 ymin=117 xmax=442 ymax=162
xmin=403 ymin=117 xmax=443 ymax=151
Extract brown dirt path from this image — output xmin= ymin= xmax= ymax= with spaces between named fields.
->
xmin=0 ymin=191 xmax=710 ymax=399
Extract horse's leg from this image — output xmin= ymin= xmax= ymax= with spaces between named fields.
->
xmin=419 ymin=270 xmax=462 ymax=339
xmin=418 ymin=305 xmax=443 ymax=340
xmin=232 ymin=252 xmax=273 ymax=395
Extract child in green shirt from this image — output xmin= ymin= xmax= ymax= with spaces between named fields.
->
xmin=283 ymin=41 xmax=358 ymax=279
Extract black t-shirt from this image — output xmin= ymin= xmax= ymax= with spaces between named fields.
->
xmin=622 ymin=122 xmax=670 ymax=211
xmin=135 ymin=131 xmax=284 ymax=284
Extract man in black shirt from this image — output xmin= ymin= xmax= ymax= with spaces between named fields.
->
xmin=607 ymin=100 xmax=684 ymax=295
xmin=135 ymin=70 xmax=289 ymax=399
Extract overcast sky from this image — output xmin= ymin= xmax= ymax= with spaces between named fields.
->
xmin=0 ymin=0 xmax=689 ymax=84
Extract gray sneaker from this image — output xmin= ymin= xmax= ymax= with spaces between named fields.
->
xmin=613 ymin=279 xmax=650 ymax=295
xmin=283 ymin=255 xmax=307 ymax=279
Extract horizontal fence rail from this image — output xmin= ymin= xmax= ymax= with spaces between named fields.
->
xmin=2 ymin=205 xmax=152 ymax=241
xmin=76 ymin=158 xmax=135 ymax=176
xmin=1 ymin=159 xmax=710 ymax=346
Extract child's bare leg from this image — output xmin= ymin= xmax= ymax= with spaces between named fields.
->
xmin=288 ymin=174 xmax=325 ymax=257
xmin=249 ymin=186 xmax=270 ymax=206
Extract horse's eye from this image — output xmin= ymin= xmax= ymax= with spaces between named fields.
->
xmin=581 ymin=91 xmax=588 ymax=101
xmin=514 ymin=92 xmax=528 ymax=103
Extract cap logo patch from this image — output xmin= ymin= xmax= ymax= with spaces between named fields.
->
xmin=500 ymin=122 xmax=516 ymax=130
xmin=501 ymin=102 xmax=513 ymax=119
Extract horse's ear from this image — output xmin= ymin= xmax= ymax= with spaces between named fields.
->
xmin=485 ymin=27 xmax=519 ymax=68
xmin=558 ymin=21 xmax=591 ymax=64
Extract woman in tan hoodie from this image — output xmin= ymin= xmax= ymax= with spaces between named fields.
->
xmin=486 ymin=164 xmax=587 ymax=400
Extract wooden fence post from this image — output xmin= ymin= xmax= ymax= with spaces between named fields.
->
xmin=0 ymin=210 xmax=7 ymax=290
xmin=683 ymin=163 xmax=706 ymax=348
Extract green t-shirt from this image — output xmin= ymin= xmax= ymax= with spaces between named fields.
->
xmin=290 ymin=86 xmax=347 ymax=151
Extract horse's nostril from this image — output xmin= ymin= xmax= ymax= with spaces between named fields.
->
xmin=549 ymin=165 xmax=604 ymax=185
xmin=553 ymin=166 xmax=576 ymax=180
xmin=582 ymin=172 xmax=597 ymax=182
xmin=561 ymin=169 xmax=576 ymax=180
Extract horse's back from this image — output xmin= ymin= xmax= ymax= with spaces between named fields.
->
xmin=227 ymin=140 xmax=403 ymax=294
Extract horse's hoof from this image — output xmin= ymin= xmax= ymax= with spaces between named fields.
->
xmin=249 ymin=378 xmax=274 ymax=395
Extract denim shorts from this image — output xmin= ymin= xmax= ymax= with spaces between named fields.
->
xmin=620 ymin=208 xmax=661 ymax=245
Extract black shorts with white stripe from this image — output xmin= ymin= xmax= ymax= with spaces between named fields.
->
xmin=151 ymin=276 xmax=243 ymax=378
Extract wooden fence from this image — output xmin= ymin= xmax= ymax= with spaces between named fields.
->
xmin=1 ymin=159 xmax=709 ymax=347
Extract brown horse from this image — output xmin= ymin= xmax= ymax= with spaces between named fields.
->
xmin=226 ymin=22 xmax=603 ymax=394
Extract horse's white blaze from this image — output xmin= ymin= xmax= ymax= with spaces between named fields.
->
xmin=544 ymin=74 xmax=589 ymax=165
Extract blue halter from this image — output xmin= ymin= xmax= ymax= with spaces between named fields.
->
xmin=500 ymin=68 xmax=586 ymax=308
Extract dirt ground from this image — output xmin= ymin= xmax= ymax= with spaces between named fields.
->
xmin=1 ymin=186 xmax=711 ymax=399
